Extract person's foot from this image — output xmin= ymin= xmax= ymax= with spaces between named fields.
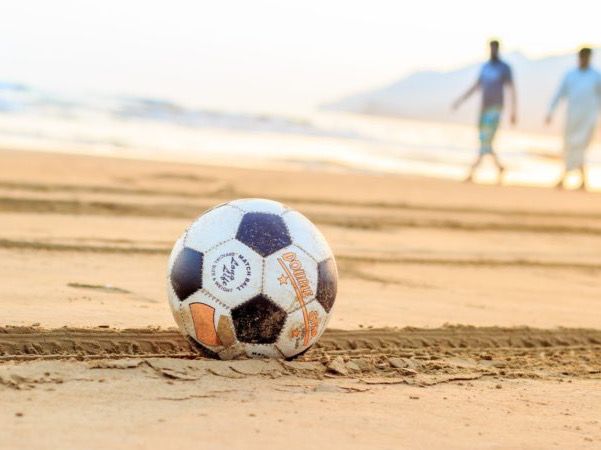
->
xmin=577 ymin=181 xmax=587 ymax=191
xmin=555 ymin=179 xmax=565 ymax=190
xmin=463 ymin=174 xmax=473 ymax=183
xmin=497 ymin=166 xmax=505 ymax=184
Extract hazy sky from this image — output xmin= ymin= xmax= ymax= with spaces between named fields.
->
xmin=1 ymin=0 xmax=599 ymax=114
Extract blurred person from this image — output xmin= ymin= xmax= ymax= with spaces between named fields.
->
xmin=453 ymin=40 xmax=517 ymax=183
xmin=546 ymin=47 xmax=601 ymax=190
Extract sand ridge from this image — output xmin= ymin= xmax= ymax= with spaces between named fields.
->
xmin=1 ymin=326 xmax=600 ymax=385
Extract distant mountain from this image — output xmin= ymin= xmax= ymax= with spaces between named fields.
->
xmin=323 ymin=49 xmax=601 ymax=132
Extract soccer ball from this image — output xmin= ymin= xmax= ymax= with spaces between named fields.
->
xmin=167 ymin=198 xmax=338 ymax=359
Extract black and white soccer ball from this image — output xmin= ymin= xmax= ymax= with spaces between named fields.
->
xmin=167 ymin=198 xmax=338 ymax=359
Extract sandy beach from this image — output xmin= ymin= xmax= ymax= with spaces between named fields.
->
xmin=1 ymin=148 xmax=601 ymax=449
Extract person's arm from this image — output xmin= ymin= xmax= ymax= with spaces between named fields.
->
xmin=507 ymin=79 xmax=517 ymax=125
xmin=546 ymin=74 xmax=568 ymax=124
xmin=597 ymin=73 xmax=601 ymax=109
xmin=508 ymin=81 xmax=518 ymax=125
xmin=452 ymin=78 xmax=480 ymax=110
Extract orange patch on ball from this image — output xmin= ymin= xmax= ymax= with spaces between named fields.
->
xmin=189 ymin=303 xmax=221 ymax=346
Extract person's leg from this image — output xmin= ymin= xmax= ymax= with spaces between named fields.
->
xmin=577 ymin=165 xmax=587 ymax=191
xmin=465 ymin=155 xmax=483 ymax=182
xmin=555 ymin=170 xmax=566 ymax=189
xmin=490 ymin=152 xmax=505 ymax=182
xmin=476 ymin=107 xmax=502 ymax=183
xmin=563 ymin=116 xmax=593 ymax=191
xmin=558 ymin=142 xmax=570 ymax=189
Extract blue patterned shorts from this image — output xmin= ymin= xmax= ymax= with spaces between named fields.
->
xmin=478 ymin=107 xmax=501 ymax=155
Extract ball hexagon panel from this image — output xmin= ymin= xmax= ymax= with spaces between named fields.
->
xmin=276 ymin=300 xmax=329 ymax=358
xmin=202 ymin=240 xmax=263 ymax=309
xmin=244 ymin=344 xmax=284 ymax=359
xmin=263 ymin=245 xmax=318 ymax=313
xmin=166 ymin=282 xmax=185 ymax=330
xmin=185 ymin=204 xmax=244 ymax=253
xmin=316 ymin=258 xmax=338 ymax=313
xmin=176 ymin=290 xmax=237 ymax=353
xmin=282 ymin=210 xmax=333 ymax=263
xmin=229 ymin=198 xmax=287 ymax=215
xmin=170 ymin=246 xmax=204 ymax=301
xmin=231 ymin=294 xmax=287 ymax=344
xmin=166 ymin=233 xmax=185 ymax=313
xmin=218 ymin=343 xmax=247 ymax=360
xmin=167 ymin=234 xmax=185 ymax=275
xmin=236 ymin=212 xmax=292 ymax=257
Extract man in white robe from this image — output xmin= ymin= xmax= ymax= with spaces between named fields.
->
xmin=546 ymin=47 xmax=601 ymax=190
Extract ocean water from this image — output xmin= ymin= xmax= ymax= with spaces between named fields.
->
xmin=0 ymin=83 xmax=599 ymax=189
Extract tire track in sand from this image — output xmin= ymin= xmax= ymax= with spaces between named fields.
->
xmin=1 ymin=326 xmax=600 ymax=359
xmin=2 ymin=327 xmax=600 ymax=380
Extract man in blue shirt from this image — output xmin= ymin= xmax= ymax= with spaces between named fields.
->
xmin=453 ymin=40 xmax=518 ymax=183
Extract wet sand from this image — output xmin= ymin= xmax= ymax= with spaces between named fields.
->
xmin=1 ymin=148 xmax=601 ymax=449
